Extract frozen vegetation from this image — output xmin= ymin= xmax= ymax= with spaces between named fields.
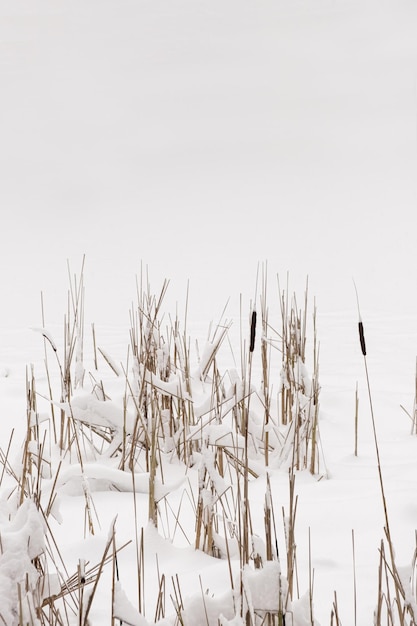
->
xmin=1 ymin=264 xmax=417 ymax=625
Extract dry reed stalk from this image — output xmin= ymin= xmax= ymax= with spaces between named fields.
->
xmin=91 ymin=322 xmax=98 ymax=371
xmin=242 ymin=401 xmax=250 ymax=570
xmin=380 ymin=540 xmax=396 ymax=624
xmin=194 ymin=465 xmax=207 ymax=553
xmin=308 ymin=304 xmax=320 ymax=474
xmin=81 ymin=517 xmax=117 ymax=625
xmin=148 ymin=391 xmax=159 ymax=527
xmin=283 ymin=471 xmax=298 ymax=605
xmin=260 ymin=265 xmax=272 ymax=468
xmin=308 ymin=527 xmax=314 ymax=626
xmin=17 ymin=583 xmax=24 ymax=626
xmin=131 ymin=483 xmax=145 ymax=617
xmin=154 ymin=573 xmax=166 ymax=623
xmin=279 ymin=279 xmax=288 ymax=428
xmin=77 ymin=559 xmax=86 ymax=626
xmin=110 ymin=534 xmax=118 ymax=626
xmin=331 ymin=591 xmax=342 ymax=626
xmin=264 ymin=475 xmax=275 ymax=563
xmin=222 ymin=447 xmax=258 ymax=479
xmin=165 ymin=484 xmax=195 ymax=545
xmin=170 ymin=574 xmax=185 ymax=625
xmin=97 ymin=346 xmax=121 ymax=377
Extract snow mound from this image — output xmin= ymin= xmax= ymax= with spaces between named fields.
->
xmin=0 ymin=500 xmax=45 ymax=626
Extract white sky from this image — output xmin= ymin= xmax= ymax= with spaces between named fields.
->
xmin=1 ymin=0 xmax=416 ymax=329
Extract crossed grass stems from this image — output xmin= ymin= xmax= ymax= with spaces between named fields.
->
xmin=0 ymin=262 xmax=416 ymax=625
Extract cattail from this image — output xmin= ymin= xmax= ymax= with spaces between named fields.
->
xmin=358 ymin=320 xmax=366 ymax=356
xmin=353 ymin=282 xmax=366 ymax=356
xmin=249 ymin=309 xmax=257 ymax=353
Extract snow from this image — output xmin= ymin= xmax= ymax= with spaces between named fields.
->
xmin=0 ymin=500 xmax=45 ymax=625
xmin=242 ymin=561 xmax=284 ymax=614
xmin=113 ymin=582 xmax=150 ymax=626
xmin=1 ymin=0 xmax=417 ymax=624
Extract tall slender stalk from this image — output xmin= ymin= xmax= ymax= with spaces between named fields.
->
xmin=354 ymin=283 xmax=415 ymax=625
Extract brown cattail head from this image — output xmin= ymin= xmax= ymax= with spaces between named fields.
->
xmin=250 ymin=310 xmax=257 ymax=352
xmin=358 ymin=321 xmax=366 ymax=356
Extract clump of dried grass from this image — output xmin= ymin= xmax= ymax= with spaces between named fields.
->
xmin=8 ymin=262 xmax=417 ymax=625
xmin=1 ymin=263 xmax=325 ymax=625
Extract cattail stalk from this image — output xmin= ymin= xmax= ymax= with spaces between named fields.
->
xmin=355 ymin=283 xmax=412 ymax=624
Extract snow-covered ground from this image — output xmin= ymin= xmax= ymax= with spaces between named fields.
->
xmin=1 ymin=0 xmax=417 ymax=624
